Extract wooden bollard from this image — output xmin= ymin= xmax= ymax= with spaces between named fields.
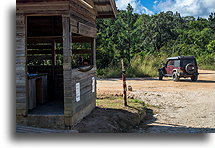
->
xmin=121 ymin=59 xmax=127 ymax=106
xmin=122 ymin=71 xmax=127 ymax=106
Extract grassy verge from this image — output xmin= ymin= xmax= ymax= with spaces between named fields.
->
xmin=97 ymin=54 xmax=214 ymax=78
xmin=198 ymin=65 xmax=215 ymax=70
xmin=97 ymin=55 xmax=166 ymax=78
xmin=96 ymin=95 xmax=147 ymax=115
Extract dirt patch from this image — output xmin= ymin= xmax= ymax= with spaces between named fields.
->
xmin=74 ymin=96 xmax=146 ymax=133
xmin=97 ymin=70 xmax=215 ymax=133
xmin=74 ymin=107 xmax=141 ymax=133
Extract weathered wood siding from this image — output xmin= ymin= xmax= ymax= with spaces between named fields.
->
xmin=16 ymin=14 xmax=27 ymax=115
xmin=70 ymin=0 xmax=97 ymax=37
xmin=71 ymin=68 xmax=96 ymax=112
xmin=16 ymin=0 xmax=99 ymax=128
xmin=17 ymin=0 xmax=98 ymax=38
xmin=69 ymin=67 xmax=97 ymax=125
xmin=16 ymin=0 xmax=70 ymax=15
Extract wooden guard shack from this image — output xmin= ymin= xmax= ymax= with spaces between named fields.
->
xmin=16 ymin=0 xmax=117 ymax=129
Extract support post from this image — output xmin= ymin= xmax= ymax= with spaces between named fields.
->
xmin=121 ymin=59 xmax=127 ymax=106
xmin=62 ymin=16 xmax=73 ymax=129
xmin=51 ymin=40 xmax=56 ymax=99
xmin=16 ymin=13 xmax=28 ymax=116
xmin=52 ymin=40 xmax=56 ymax=66
xmin=92 ymin=38 xmax=96 ymax=66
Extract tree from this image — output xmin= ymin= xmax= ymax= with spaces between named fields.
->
xmin=95 ymin=4 xmax=215 ymax=71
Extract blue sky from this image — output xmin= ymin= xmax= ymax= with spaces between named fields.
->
xmin=140 ymin=0 xmax=157 ymax=12
xmin=115 ymin=0 xmax=215 ymax=18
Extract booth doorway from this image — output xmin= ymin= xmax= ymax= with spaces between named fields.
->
xmin=26 ymin=16 xmax=64 ymax=115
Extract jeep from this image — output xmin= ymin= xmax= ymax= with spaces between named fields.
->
xmin=158 ymin=56 xmax=199 ymax=81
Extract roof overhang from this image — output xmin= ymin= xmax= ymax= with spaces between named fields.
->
xmin=17 ymin=0 xmax=117 ymax=18
xmin=93 ymin=0 xmax=117 ymax=18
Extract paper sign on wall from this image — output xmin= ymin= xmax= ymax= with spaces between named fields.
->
xmin=76 ymin=83 xmax=80 ymax=102
xmin=92 ymin=77 xmax=95 ymax=93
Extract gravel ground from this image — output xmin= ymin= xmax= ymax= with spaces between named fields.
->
xmin=97 ymin=70 xmax=215 ymax=133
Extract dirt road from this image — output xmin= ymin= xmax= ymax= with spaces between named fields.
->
xmin=97 ymin=70 xmax=215 ymax=133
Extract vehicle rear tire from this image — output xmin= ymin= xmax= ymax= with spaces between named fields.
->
xmin=191 ymin=75 xmax=198 ymax=81
xmin=159 ymin=70 xmax=163 ymax=80
xmin=173 ymin=72 xmax=180 ymax=82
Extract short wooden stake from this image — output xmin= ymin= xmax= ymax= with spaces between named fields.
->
xmin=121 ymin=59 xmax=127 ymax=106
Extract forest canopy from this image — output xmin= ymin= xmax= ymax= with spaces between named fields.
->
xmin=96 ymin=4 xmax=215 ymax=78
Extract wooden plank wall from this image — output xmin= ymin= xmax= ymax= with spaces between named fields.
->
xmin=70 ymin=0 xmax=97 ymax=38
xmin=78 ymin=22 xmax=97 ymax=38
xmin=63 ymin=1 xmax=98 ymax=126
xmin=16 ymin=0 xmax=70 ymax=15
xmin=63 ymin=0 xmax=98 ymax=125
xmin=17 ymin=0 xmax=98 ymax=38
xmin=16 ymin=0 xmax=98 ymax=128
xmin=16 ymin=14 xmax=27 ymax=116
xmin=71 ymin=68 xmax=96 ymax=114
xmin=68 ymin=38 xmax=97 ymax=125
xmin=65 ymin=0 xmax=98 ymax=127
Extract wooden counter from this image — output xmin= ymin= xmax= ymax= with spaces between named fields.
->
xmin=28 ymin=73 xmax=48 ymax=110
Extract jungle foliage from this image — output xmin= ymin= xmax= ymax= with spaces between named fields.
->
xmin=96 ymin=4 xmax=215 ymax=77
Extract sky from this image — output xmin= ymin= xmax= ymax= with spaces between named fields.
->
xmin=115 ymin=0 xmax=215 ymax=18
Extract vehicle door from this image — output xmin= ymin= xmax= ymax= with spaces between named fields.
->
xmin=166 ymin=60 xmax=174 ymax=75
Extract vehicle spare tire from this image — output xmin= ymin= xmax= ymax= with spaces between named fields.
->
xmin=185 ymin=63 xmax=195 ymax=74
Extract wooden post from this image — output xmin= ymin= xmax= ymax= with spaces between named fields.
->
xmin=121 ymin=59 xmax=127 ymax=106
xmin=62 ymin=16 xmax=73 ymax=115
xmin=91 ymin=38 xmax=96 ymax=66
xmin=62 ymin=16 xmax=74 ymax=129
xmin=16 ymin=13 xmax=28 ymax=115
xmin=62 ymin=17 xmax=71 ymax=66
xmin=51 ymin=40 xmax=56 ymax=99
xmin=52 ymin=40 xmax=56 ymax=66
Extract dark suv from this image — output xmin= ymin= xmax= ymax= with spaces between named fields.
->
xmin=158 ymin=56 xmax=199 ymax=81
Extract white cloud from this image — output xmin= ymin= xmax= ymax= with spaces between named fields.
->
xmin=154 ymin=1 xmax=159 ymax=4
xmin=116 ymin=0 xmax=154 ymax=15
xmin=154 ymin=0 xmax=215 ymax=18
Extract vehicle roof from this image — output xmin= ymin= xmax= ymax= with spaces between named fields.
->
xmin=167 ymin=56 xmax=196 ymax=60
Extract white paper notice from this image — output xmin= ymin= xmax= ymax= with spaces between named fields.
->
xmin=92 ymin=77 xmax=95 ymax=93
xmin=76 ymin=83 xmax=80 ymax=102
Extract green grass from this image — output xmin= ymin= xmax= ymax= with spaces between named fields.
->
xmin=96 ymin=95 xmax=146 ymax=114
xmin=97 ymin=54 xmax=215 ymax=78
xmin=198 ymin=64 xmax=215 ymax=70
xmin=97 ymin=55 xmax=164 ymax=78
xmin=197 ymin=54 xmax=215 ymax=70
xmin=97 ymin=67 xmax=121 ymax=78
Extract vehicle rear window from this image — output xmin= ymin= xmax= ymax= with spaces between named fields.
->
xmin=174 ymin=60 xmax=180 ymax=67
